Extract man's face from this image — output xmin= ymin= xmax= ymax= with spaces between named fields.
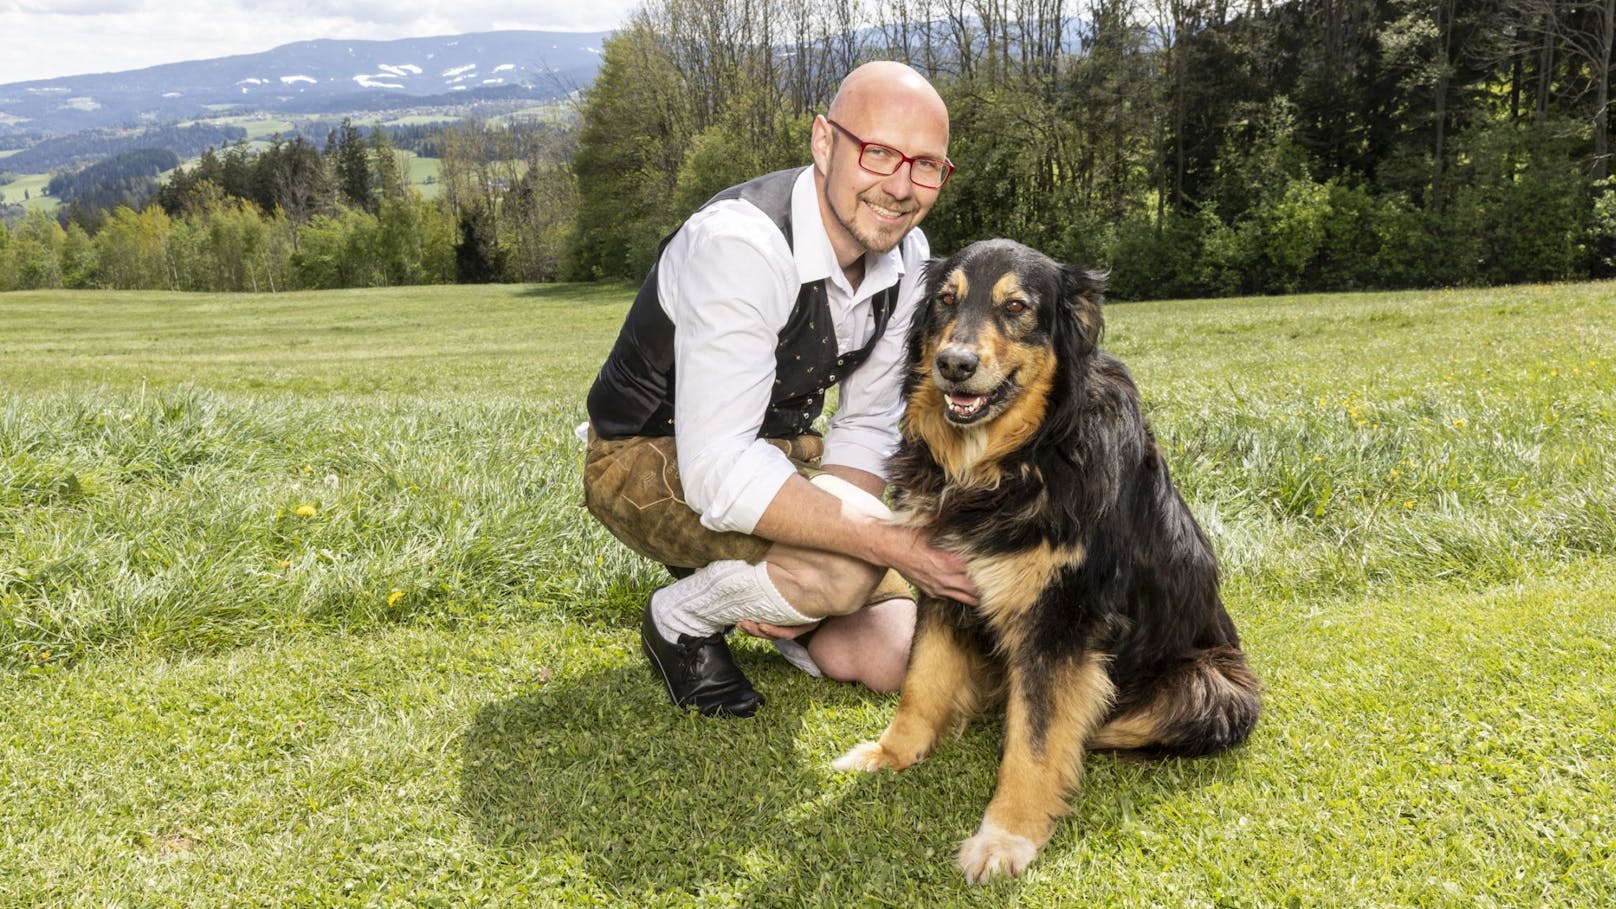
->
xmin=814 ymin=111 xmax=948 ymax=260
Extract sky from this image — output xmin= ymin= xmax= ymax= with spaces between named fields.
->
xmin=0 ymin=0 xmax=642 ymax=86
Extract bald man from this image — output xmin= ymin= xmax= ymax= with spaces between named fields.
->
xmin=584 ymin=62 xmax=977 ymax=717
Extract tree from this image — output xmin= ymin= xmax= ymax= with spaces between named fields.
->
xmin=94 ymin=206 xmax=174 ymax=290
xmin=9 ymin=210 xmax=66 ymax=290
xmin=567 ymin=17 xmax=696 ymax=279
xmin=60 ymin=222 xmax=98 ymax=289
xmin=331 ymin=119 xmax=377 ymax=213
xmin=369 ymin=127 xmax=408 ymax=203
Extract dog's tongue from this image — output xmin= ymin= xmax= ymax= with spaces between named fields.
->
xmin=947 ymin=393 xmax=988 ymax=417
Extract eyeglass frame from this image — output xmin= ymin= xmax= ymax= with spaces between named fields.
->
xmin=823 ymin=117 xmax=955 ymax=189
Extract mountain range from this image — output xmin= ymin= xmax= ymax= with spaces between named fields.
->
xmin=0 ymin=30 xmax=611 ymax=138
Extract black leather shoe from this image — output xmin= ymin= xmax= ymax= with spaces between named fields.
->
xmin=641 ymin=599 xmax=764 ymax=718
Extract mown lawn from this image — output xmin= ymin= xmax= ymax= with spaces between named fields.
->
xmin=2 ymin=281 xmax=1613 ymax=907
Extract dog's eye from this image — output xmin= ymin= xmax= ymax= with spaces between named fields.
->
xmin=1004 ymin=299 xmax=1028 ymax=315
xmin=935 ymin=293 xmax=956 ymax=308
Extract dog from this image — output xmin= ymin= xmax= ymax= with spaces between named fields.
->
xmin=833 ymin=239 xmax=1260 ymax=883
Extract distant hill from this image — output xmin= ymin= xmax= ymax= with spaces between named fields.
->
xmin=0 ymin=30 xmax=609 ymax=137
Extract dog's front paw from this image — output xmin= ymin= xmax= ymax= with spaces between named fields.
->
xmin=956 ymin=821 xmax=1039 ymax=883
xmin=832 ymin=741 xmax=906 ymax=772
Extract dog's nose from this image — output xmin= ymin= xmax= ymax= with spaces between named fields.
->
xmin=937 ymin=347 xmax=979 ymax=382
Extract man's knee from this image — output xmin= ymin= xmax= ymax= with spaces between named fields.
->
xmin=760 ymin=471 xmax=897 ymax=616
xmin=764 ymin=553 xmax=881 ymax=618
xmin=808 ymin=599 xmax=916 ymax=692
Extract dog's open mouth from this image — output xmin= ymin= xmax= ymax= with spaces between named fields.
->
xmin=943 ymin=382 xmax=1013 ymax=425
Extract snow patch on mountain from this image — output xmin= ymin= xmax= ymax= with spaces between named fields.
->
xmin=353 ymin=74 xmax=404 ymax=89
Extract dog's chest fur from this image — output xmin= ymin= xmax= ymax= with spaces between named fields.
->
xmin=895 ymin=464 xmax=1089 ymax=652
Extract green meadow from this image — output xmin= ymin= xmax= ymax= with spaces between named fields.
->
xmin=2 ymin=281 xmax=1613 ymax=906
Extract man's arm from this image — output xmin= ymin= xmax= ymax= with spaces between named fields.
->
xmin=752 ymin=469 xmax=978 ymax=605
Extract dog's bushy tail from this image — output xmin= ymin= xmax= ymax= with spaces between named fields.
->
xmin=1091 ymin=646 xmax=1260 ymax=757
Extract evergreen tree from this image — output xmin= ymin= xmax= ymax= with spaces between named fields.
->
xmin=331 ymin=119 xmax=377 ymax=213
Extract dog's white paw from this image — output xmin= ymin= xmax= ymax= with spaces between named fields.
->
xmin=832 ymin=741 xmax=893 ymax=773
xmin=956 ymin=821 xmax=1039 ymax=884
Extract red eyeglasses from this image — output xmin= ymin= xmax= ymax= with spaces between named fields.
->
xmin=825 ymin=117 xmax=955 ymax=189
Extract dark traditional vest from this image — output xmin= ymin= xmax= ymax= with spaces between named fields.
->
xmin=587 ymin=167 xmax=898 ymax=440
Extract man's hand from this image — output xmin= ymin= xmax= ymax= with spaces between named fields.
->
xmin=882 ymin=525 xmax=978 ymax=606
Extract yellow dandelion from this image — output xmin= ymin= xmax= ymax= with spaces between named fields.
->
xmin=1313 ymin=455 xmax=1325 ymax=463
xmin=1390 ymin=469 xmax=1402 ymax=479
xmin=1404 ymin=501 xmax=1415 ymax=510
xmin=278 ymin=559 xmax=292 ymax=570
xmin=1452 ymin=418 xmax=1468 ymax=429
xmin=295 ymin=504 xmax=317 ymax=517
xmin=302 ymin=465 xmax=313 ymax=474
xmin=388 ymin=589 xmax=405 ymax=607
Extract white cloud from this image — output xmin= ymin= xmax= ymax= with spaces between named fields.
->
xmin=0 ymin=0 xmax=635 ymax=85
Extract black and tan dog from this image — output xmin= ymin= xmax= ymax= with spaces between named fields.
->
xmin=834 ymin=239 xmax=1260 ymax=882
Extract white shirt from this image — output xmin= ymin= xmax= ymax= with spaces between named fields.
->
xmin=658 ymin=167 xmax=928 ymax=535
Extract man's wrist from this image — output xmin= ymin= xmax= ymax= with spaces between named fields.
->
xmin=859 ymin=515 xmax=913 ymax=569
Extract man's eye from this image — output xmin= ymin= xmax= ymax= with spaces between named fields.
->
xmin=865 ymin=145 xmax=899 ymax=161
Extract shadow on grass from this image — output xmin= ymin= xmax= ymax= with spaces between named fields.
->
xmin=514 ymin=281 xmax=637 ymax=303
xmin=459 ymin=650 xmax=1240 ymax=902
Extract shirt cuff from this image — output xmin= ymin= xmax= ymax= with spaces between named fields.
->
xmin=694 ymin=440 xmax=799 ymax=535
xmin=821 ymin=428 xmax=896 ymax=483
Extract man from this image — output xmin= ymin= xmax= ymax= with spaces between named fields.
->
xmin=583 ymin=61 xmax=977 ymax=718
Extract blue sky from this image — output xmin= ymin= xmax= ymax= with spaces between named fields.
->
xmin=0 ymin=0 xmax=638 ymax=85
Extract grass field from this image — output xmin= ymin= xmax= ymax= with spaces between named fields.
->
xmin=0 ymin=169 xmax=56 ymax=212
xmin=2 ymin=281 xmax=1614 ymax=907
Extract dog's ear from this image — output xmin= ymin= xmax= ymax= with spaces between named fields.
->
xmin=1060 ymin=264 xmax=1107 ymax=354
xmin=919 ymin=255 xmax=948 ymax=296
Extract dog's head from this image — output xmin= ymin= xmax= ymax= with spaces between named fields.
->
xmin=905 ymin=239 xmax=1105 ymax=441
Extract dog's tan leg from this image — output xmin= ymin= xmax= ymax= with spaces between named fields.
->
xmin=957 ymin=653 xmax=1115 ymax=883
xmin=833 ymin=613 xmax=987 ymax=772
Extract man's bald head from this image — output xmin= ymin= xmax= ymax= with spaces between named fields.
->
xmin=827 ymin=61 xmax=950 ymax=148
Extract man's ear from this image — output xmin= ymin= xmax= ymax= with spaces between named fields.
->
xmin=810 ymin=115 xmax=833 ymax=174
xmin=1061 ymin=264 xmax=1107 ymax=353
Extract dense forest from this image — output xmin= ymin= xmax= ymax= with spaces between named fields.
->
xmin=3 ymin=0 xmax=1614 ymax=298
xmin=46 ymin=149 xmax=180 ymax=215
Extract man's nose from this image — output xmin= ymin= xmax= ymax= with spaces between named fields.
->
xmin=881 ymin=163 xmax=916 ymax=198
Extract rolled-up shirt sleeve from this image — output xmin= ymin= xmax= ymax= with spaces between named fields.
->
xmin=662 ymin=208 xmax=800 ymax=535
xmin=821 ymin=232 xmax=929 ymax=482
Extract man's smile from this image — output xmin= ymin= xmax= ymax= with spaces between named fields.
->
xmin=863 ymin=196 xmax=917 ymax=222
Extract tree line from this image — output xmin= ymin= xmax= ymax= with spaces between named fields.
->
xmin=566 ymin=0 xmax=1616 ymax=296
xmin=4 ymin=0 xmax=1615 ymax=298
xmin=0 ymin=117 xmax=575 ymax=292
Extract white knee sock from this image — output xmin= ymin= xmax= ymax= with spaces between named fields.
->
xmin=651 ymin=559 xmax=817 ymax=640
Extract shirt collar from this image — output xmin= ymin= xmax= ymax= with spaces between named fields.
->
xmin=790 ymin=166 xmax=907 ymax=300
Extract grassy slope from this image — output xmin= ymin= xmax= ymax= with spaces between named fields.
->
xmin=1 ymin=282 xmax=1613 ymax=907
xmin=0 ymin=169 xmax=56 ymax=212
